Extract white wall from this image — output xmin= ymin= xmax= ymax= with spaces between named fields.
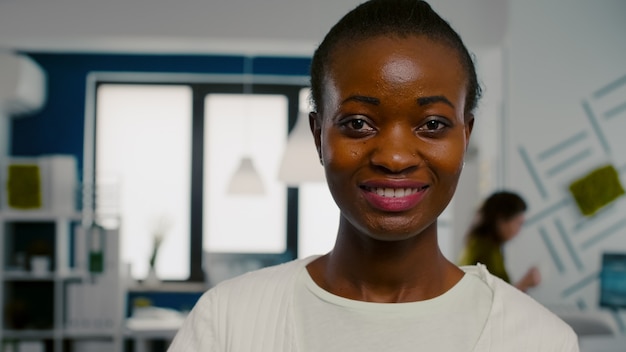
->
xmin=0 ymin=0 xmax=506 ymax=55
xmin=504 ymin=0 xmax=626 ymax=320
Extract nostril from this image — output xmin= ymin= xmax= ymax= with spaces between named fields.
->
xmin=371 ymin=150 xmax=421 ymax=174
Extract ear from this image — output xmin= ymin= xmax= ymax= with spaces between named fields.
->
xmin=309 ymin=112 xmax=322 ymax=160
xmin=464 ymin=113 xmax=475 ymax=150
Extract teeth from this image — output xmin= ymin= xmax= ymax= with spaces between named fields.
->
xmin=370 ymin=187 xmax=421 ymax=198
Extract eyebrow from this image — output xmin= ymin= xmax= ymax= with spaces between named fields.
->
xmin=417 ymin=95 xmax=454 ymax=108
xmin=342 ymin=94 xmax=454 ymax=109
xmin=341 ymin=95 xmax=380 ymax=105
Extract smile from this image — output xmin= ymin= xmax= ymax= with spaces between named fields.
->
xmin=365 ymin=186 xmax=427 ymax=198
xmin=361 ymin=185 xmax=429 ymax=212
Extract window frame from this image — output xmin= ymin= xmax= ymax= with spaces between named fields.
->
xmin=84 ymin=72 xmax=309 ymax=283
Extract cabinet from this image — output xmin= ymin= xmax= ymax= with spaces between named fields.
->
xmin=0 ymin=211 xmax=124 ymax=352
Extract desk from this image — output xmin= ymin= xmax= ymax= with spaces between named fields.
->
xmin=126 ymin=318 xmax=183 ymax=352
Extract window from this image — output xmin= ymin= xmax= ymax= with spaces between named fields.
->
xmin=95 ymin=84 xmax=192 ymax=280
xmin=203 ymin=94 xmax=287 ymax=253
xmin=298 ymin=184 xmax=338 ymax=258
xmin=93 ymin=79 xmax=307 ymax=282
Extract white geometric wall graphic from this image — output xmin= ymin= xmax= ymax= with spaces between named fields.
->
xmin=515 ymin=74 xmax=626 ymax=332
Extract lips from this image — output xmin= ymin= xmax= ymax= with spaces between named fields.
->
xmin=361 ymin=184 xmax=429 ymax=212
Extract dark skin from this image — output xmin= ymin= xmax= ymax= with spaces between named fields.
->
xmin=307 ymin=34 xmax=474 ymax=303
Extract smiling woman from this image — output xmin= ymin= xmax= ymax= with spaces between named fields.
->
xmin=168 ymin=1 xmax=579 ymax=351
xmin=310 ymin=34 xmax=471 ymax=243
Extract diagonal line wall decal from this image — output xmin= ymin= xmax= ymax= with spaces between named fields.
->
xmin=514 ymin=74 xmax=626 ymax=321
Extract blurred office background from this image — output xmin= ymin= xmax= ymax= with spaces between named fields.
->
xmin=0 ymin=1 xmax=625 ymax=351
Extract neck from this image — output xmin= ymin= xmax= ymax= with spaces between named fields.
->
xmin=307 ymin=220 xmax=463 ymax=303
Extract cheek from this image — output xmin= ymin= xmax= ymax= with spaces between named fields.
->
xmin=320 ymin=126 xmax=362 ymax=167
xmin=322 ymin=146 xmax=362 ymax=186
xmin=426 ymin=141 xmax=466 ymax=174
xmin=503 ymin=222 xmax=521 ymax=239
xmin=424 ymin=139 xmax=466 ymax=203
xmin=506 ymin=226 xmax=517 ymax=240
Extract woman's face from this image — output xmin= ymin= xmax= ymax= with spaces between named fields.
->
xmin=311 ymin=35 xmax=473 ymax=241
xmin=498 ymin=213 xmax=526 ymax=242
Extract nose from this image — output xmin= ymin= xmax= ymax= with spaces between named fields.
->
xmin=370 ymin=126 xmax=421 ymax=174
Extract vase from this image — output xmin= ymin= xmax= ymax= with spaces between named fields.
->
xmin=143 ymin=266 xmax=160 ymax=287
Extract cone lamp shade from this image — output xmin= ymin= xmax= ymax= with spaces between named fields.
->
xmin=278 ymin=111 xmax=326 ymax=187
xmin=227 ymin=156 xmax=265 ymax=195
xmin=226 ymin=56 xmax=265 ymax=196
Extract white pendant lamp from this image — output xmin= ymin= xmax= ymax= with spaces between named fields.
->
xmin=227 ymin=156 xmax=265 ymax=195
xmin=278 ymin=111 xmax=326 ymax=187
xmin=227 ymin=57 xmax=265 ymax=195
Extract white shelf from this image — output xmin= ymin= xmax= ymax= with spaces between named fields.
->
xmin=63 ymin=328 xmax=118 ymax=338
xmin=2 ymin=270 xmax=87 ymax=281
xmin=127 ymin=281 xmax=205 ymax=293
xmin=2 ymin=270 xmax=55 ymax=281
xmin=0 ymin=211 xmax=82 ymax=222
xmin=0 ymin=214 xmax=124 ymax=352
xmin=2 ymin=329 xmax=57 ymax=339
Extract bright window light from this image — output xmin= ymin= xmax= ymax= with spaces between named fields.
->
xmin=298 ymin=184 xmax=339 ymax=258
xmin=203 ymin=94 xmax=287 ymax=253
xmin=96 ymin=84 xmax=192 ymax=280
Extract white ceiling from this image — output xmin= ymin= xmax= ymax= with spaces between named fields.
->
xmin=0 ymin=0 xmax=508 ymax=55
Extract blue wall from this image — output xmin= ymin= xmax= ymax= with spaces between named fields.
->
xmin=11 ymin=53 xmax=312 ymax=177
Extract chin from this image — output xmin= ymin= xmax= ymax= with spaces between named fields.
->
xmin=368 ymin=233 xmax=417 ymax=242
xmin=362 ymin=218 xmax=436 ymax=242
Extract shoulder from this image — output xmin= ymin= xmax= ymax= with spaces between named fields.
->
xmin=463 ymin=264 xmax=579 ymax=350
xmin=462 ymin=264 xmax=566 ymax=325
xmin=203 ymin=255 xmax=317 ymax=307
xmin=169 ymin=256 xmax=318 ymax=351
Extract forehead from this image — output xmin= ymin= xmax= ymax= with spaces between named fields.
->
xmin=324 ymin=34 xmax=467 ymax=98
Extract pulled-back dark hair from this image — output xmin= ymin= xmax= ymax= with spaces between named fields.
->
xmin=310 ymin=0 xmax=482 ymax=115
xmin=466 ymin=191 xmax=527 ymax=244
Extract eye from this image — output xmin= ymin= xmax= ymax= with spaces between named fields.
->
xmin=418 ymin=118 xmax=448 ymax=132
xmin=351 ymin=119 xmax=364 ymax=129
xmin=343 ymin=118 xmax=374 ymax=132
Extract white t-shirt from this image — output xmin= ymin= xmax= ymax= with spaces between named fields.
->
xmin=168 ymin=256 xmax=579 ymax=351
xmin=295 ymin=270 xmax=493 ymax=351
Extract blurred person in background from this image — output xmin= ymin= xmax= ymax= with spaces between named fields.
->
xmin=458 ymin=190 xmax=541 ymax=292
